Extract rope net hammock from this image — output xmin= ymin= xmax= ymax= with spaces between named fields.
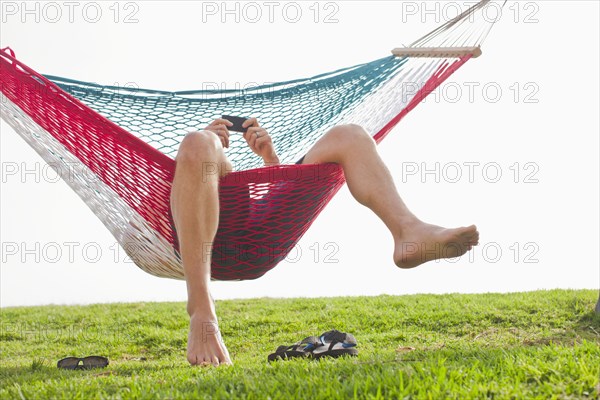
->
xmin=0 ymin=0 xmax=505 ymax=281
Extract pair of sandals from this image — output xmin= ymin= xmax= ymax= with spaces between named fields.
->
xmin=268 ymin=330 xmax=358 ymax=361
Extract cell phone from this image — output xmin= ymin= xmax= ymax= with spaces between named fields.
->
xmin=222 ymin=115 xmax=249 ymax=133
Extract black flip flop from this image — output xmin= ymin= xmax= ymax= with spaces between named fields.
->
xmin=311 ymin=330 xmax=358 ymax=359
xmin=268 ymin=336 xmax=322 ymax=361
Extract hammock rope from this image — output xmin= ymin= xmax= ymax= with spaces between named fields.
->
xmin=46 ymin=56 xmax=408 ymax=170
xmin=0 ymin=0 xmax=505 ymax=281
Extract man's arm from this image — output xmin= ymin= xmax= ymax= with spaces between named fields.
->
xmin=242 ymin=118 xmax=280 ymax=166
xmin=262 ymin=153 xmax=280 ymax=167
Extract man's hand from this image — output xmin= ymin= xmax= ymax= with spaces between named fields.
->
xmin=242 ymin=118 xmax=280 ymax=166
xmin=204 ymin=118 xmax=233 ymax=148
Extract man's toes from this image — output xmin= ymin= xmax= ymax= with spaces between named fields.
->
xmin=459 ymin=224 xmax=475 ymax=233
xmin=187 ymin=354 xmax=198 ymax=365
xmin=463 ymin=230 xmax=479 ymax=243
xmin=456 ymin=234 xmax=475 ymax=247
xmin=217 ymin=350 xmax=231 ymax=365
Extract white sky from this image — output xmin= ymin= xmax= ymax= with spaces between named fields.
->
xmin=1 ymin=1 xmax=599 ymax=307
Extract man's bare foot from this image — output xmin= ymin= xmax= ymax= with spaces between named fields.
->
xmin=187 ymin=314 xmax=232 ymax=367
xmin=393 ymin=220 xmax=479 ymax=269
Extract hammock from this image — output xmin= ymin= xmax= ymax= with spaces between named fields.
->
xmin=0 ymin=0 xmax=505 ymax=281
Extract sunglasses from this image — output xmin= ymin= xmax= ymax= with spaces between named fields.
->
xmin=57 ymin=356 xmax=109 ymax=370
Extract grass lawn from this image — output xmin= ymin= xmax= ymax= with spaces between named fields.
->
xmin=1 ymin=289 xmax=599 ymax=399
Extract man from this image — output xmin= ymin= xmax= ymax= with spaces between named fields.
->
xmin=170 ymin=118 xmax=480 ymax=366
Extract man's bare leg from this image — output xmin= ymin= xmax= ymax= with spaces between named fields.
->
xmin=170 ymin=131 xmax=232 ymax=366
xmin=301 ymin=124 xmax=479 ymax=268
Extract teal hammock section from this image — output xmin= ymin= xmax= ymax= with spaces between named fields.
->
xmin=46 ymin=56 xmax=408 ymax=171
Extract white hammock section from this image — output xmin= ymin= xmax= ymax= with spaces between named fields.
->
xmin=1 ymin=97 xmax=184 ymax=279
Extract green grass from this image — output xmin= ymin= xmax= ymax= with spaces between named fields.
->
xmin=1 ymin=290 xmax=599 ymax=399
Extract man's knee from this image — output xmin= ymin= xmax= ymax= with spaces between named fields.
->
xmin=176 ymin=131 xmax=232 ymax=177
xmin=176 ymin=130 xmax=222 ymax=164
xmin=325 ymin=124 xmax=374 ymax=147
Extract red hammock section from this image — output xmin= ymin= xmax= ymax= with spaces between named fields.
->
xmin=0 ymin=48 xmax=470 ymax=280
